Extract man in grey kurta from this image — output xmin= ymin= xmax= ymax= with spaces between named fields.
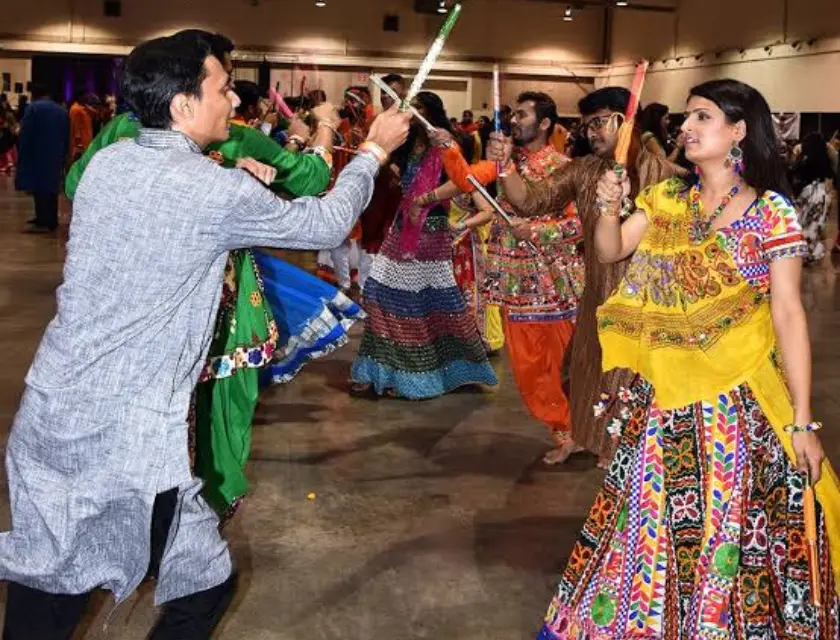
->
xmin=0 ymin=32 xmax=408 ymax=638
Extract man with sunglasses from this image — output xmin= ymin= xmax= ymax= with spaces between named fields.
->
xmin=487 ymin=87 xmax=683 ymax=468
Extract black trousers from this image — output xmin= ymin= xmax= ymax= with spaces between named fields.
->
xmin=32 ymin=192 xmax=59 ymax=231
xmin=2 ymin=490 xmax=236 ymax=640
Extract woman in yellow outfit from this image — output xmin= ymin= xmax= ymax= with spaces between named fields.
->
xmin=449 ymin=192 xmax=505 ymax=352
xmin=538 ymin=79 xmax=840 ymax=639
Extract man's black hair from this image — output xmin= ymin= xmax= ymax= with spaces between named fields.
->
xmin=517 ymin=91 xmax=558 ymax=136
xmin=578 ymin=86 xmax=630 ymax=117
xmin=29 ymin=83 xmax=48 ymax=100
xmin=121 ymin=34 xmax=211 ymax=129
xmin=171 ymin=29 xmax=234 ymax=62
xmin=234 ymin=80 xmax=261 ymax=116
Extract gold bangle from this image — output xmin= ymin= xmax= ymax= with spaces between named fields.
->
xmin=358 ymin=141 xmax=389 ymax=166
xmin=596 ymin=196 xmax=622 ymax=218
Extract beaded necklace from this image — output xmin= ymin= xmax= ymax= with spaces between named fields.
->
xmin=688 ymin=181 xmax=742 ymax=245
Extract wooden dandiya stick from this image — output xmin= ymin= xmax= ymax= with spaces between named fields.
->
xmin=804 ymin=470 xmax=822 ymax=607
xmin=402 ymin=3 xmax=463 ymax=110
xmin=614 ymin=59 xmax=649 ymax=170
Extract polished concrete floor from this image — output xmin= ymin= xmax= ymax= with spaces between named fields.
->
xmin=1 ymin=175 xmax=840 ymax=639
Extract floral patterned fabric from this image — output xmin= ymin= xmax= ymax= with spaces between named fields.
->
xmin=795 ymin=180 xmax=831 ymax=264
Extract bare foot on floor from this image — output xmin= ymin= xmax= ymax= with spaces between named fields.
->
xmin=542 ymin=440 xmax=584 ymax=465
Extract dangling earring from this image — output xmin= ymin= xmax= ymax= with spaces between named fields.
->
xmin=725 ymin=141 xmax=744 ymax=174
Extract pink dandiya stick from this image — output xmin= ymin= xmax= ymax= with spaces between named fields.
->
xmin=268 ymin=88 xmax=294 ymax=119
xmin=615 ymin=59 xmax=649 ymax=169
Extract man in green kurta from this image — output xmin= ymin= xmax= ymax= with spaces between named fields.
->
xmin=65 ymin=31 xmax=337 ymax=521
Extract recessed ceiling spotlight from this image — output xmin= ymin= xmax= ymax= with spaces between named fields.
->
xmin=563 ymin=6 xmax=573 ymax=21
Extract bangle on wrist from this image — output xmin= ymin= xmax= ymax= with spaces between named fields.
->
xmin=358 ymin=141 xmax=388 ymax=166
xmin=784 ymin=421 xmax=822 ymax=434
xmin=289 ymin=134 xmax=306 ymax=150
xmin=597 ymin=197 xmax=621 ymax=218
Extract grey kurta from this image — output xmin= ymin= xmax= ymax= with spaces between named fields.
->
xmin=0 ymin=129 xmax=379 ymax=604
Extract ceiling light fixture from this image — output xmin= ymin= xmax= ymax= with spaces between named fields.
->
xmin=616 ymin=0 xmax=629 ymax=6
xmin=437 ymin=1 xmax=447 ymax=13
xmin=315 ymin=0 xmax=326 ymax=6
xmin=563 ymin=6 xmax=573 ymax=21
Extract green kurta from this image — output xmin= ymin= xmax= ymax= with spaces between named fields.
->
xmin=66 ymin=113 xmax=330 ymax=199
xmin=65 ymin=113 xmax=331 ymax=519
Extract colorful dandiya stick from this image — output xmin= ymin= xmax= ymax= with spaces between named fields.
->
xmin=268 ymin=88 xmax=295 ymax=119
xmin=467 ymin=175 xmax=537 ymax=252
xmin=614 ymin=59 xmax=649 ymax=170
xmin=402 ymin=3 xmax=463 ymax=110
xmin=371 ymin=75 xmax=436 ymax=133
xmin=804 ymin=471 xmax=821 ymax=607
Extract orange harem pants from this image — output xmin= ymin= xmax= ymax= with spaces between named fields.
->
xmin=504 ymin=315 xmax=575 ymax=441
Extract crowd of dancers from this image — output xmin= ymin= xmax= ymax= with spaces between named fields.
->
xmin=2 ymin=22 xmax=840 ymax=640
